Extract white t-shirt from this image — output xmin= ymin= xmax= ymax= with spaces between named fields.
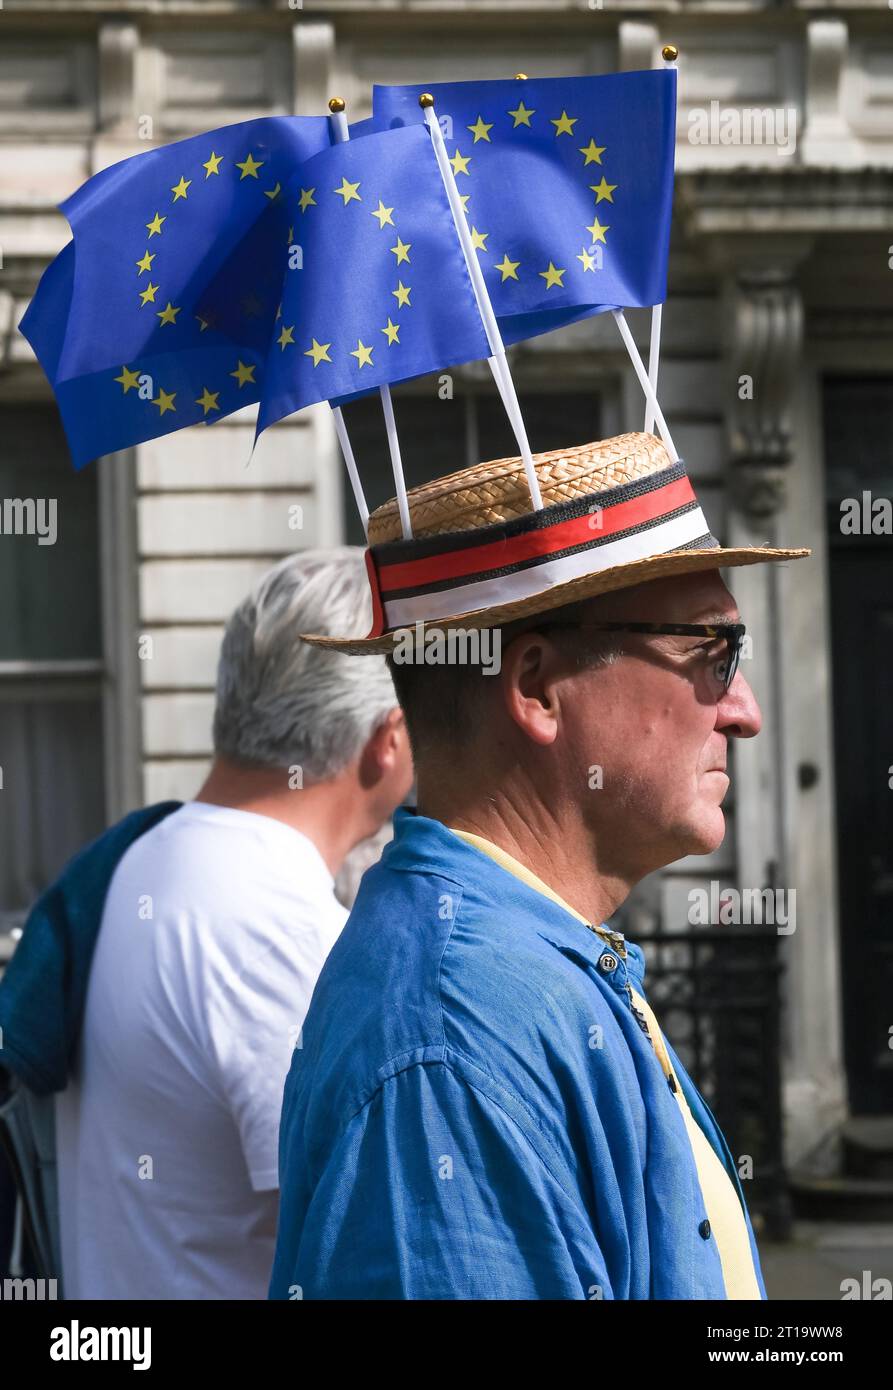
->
xmin=55 ymin=802 xmax=348 ymax=1301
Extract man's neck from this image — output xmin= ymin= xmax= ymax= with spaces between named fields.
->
xmin=422 ymin=787 xmax=632 ymax=929
xmin=194 ymin=756 xmax=363 ymax=879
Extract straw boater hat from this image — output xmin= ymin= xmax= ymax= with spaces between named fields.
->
xmin=302 ymin=430 xmax=810 ymax=654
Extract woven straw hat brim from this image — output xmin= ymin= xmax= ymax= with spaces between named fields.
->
xmin=300 ymin=542 xmax=811 ymax=655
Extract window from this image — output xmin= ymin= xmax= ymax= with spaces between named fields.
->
xmin=339 ymin=373 xmax=603 ymax=544
xmin=0 ymin=406 xmax=106 ymax=938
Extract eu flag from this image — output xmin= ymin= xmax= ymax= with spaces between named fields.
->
xmin=20 ymin=118 xmax=492 ymax=471
xmin=256 ymin=124 xmax=491 ymax=438
xmin=20 ymin=115 xmax=333 ymax=470
xmin=371 ymin=71 xmax=677 ymax=345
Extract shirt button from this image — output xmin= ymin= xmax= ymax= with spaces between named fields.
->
xmin=699 ymin=1219 xmax=711 ymax=1240
xmin=599 ymin=953 xmax=619 ymax=973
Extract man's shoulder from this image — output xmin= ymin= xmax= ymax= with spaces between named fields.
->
xmin=110 ymin=803 xmax=335 ymax=901
xmin=299 ymin=858 xmax=625 ymax=1130
xmin=100 ymin=803 xmax=345 ymax=974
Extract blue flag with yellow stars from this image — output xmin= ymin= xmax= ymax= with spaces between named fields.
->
xmin=256 ymin=123 xmax=490 ymax=438
xmin=21 ymin=117 xmax=491 ymax=470
xmin=19 ymin=115 xmax=335 ymax=469
xmin=370 ymin=70 xmax=676 ymax=346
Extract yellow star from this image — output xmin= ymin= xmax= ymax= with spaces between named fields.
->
xmin=449 ymin=148 xmax=471 ymax=176
xmin=495 ymin=254 xmax=520 ymax=282
xmin=590 ymin=176 xmax=617 ymax=203
xmin=334 ymin=177 xmax=361 ymax=205
xmin=171 ymin=176 xmax=191 ymax=201
xmin=579 ymin=139 xmax=606 ymax=166
xmin=539 ymin=261 xmax=566 ymax=289
xmin=230 ymin=360 xmax=256 ymax=388
xmin=195 ymin=388 xmax=220 ymax=415
xmin=508 ymin=100 xmax=535 ymax=128
xmin=275 ymin=302 xmax=282 ymax=320
xmin=195 ymin=314 xmax=209 ymax=332
xmin=298 ymin=187 xmax=316 ymax=213
xmin=139 ymin=282 xmax=159 ymax=306
xmin=467 ymin=115 xmax=493 ymax=143
xmin=392 ymin=281 xmax=411 ymax=308
xmin=577 ymin=247 xmax=597 ymax=272
xmin=114 ymin=365 xmax=140 ymax=393
xmin=381 ymin=318 xmax=400 ymax=345
xmin=371 ymin=199 xmax=395 ymax=228
xmin=586 ymin=216 xmax=609 ymax=244
xmin=458 ymin=193 xmax=471 ymax=214
xmin=470 ymin=226 xmax=489 ymax=252
xmin=350 ymin=339 xmax=374 ymax=368
xmin=304 ymin=338 xmax=332 ymax=366
xmin=236 ymin=153 xmax=263 ymax=179
xmin=265 ymin=182 xmax=282 ymax=201
xmin=551 ymin=110 xmax=577 ymax=137
xmin=156 ymin=301 xmax=180 ymax=326
xmin=203 ymin=151 xmax=223 ymax=177
xmin=277 ymin=325 xmax=295 ymax=350
xmin=390 ymin=237 xmax=411 ymax=264
xmin=135 ymin=251 xmax=155 ymax=275
xmin=146 ymin=213 xmax=165 ymax=237
xmin=152 ymin=388 xmax=176 ymax=416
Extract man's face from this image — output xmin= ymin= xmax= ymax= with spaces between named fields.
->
xmin=552 ymin=570 xmax=761 ymax=878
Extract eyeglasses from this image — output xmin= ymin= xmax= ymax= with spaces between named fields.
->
xmin=530 ymin=620 xmax=747 ymax=694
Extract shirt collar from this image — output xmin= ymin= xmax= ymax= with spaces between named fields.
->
xmin=385 ymin=807 xmax=644 ymax=983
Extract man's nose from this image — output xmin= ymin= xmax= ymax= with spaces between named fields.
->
xmin=717 ymin=670 xmax=762 ymax=738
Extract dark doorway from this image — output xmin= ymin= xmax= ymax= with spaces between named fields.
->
xmin=824 ymin=377 xmax=893 ymax=1114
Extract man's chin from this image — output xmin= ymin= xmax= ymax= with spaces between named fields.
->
xmin=685 ymin=806 xmax=727 ymax=857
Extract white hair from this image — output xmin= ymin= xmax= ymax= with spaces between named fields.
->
xmin=213 ymin=547 xmax=397 ymax=781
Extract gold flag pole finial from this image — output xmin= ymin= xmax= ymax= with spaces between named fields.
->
xmin=328 ymin=96 xmax=346 ymax=113
xmin=661 ymin=45 xmax=678 ymax=63
xmin=418 ymin=92 xmax=435 ymax=108
xmin=514 ymin=73 xmax=528 ymax=80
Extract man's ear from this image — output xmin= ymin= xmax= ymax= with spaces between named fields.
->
xmin=358 ymin=707 xmax=406 ymax=786
xmin=500 ymin=633 xmax=563 ymax=747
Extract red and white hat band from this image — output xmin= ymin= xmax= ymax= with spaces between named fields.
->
xmin=364 ymin=460 xmax=717 ymax=636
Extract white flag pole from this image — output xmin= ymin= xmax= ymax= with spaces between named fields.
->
xmin=644 ymin=302 xmax=662 ymax=437
xmin=612 ymin=309 xmax=678 ymax=461
xmin=328 ymin=98 xmax=413 ymax=540
xmin=331 ymin=404 xmax=369 ymax=536
xmin=420 ymin=94 xmax=544 ymax=512
xmin=645 ymin=45 xmax=679 ymax=436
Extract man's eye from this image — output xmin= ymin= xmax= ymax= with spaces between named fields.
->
xmin=696 ymin=638 xmax=723 ymax=656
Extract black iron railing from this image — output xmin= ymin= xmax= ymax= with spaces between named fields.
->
xmin=631 ymin=925 xmax=789 ymax=1238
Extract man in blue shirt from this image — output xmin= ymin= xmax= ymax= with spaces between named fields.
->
xmin=270 ymin=432 xmax=808 ymax=1299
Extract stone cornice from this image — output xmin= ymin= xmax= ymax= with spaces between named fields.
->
xmin=4 ymin=0 xmax=892 ymax=10
xmin=678 ymin=166 xmax=893 ymax=236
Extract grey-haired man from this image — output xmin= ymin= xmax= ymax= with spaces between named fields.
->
xmin=54 ymin=547 xmax=412 ymax=1300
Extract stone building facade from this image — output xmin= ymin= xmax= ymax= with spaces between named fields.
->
xmin=1 ymin=1 xmax=891 ymax=1194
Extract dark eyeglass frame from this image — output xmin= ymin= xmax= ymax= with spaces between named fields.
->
xmin=527 ymin=620 xmax=747 ymax=693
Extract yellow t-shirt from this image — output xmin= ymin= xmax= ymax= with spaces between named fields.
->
xmin=449 ymin=827 xmax=762 ymax=1301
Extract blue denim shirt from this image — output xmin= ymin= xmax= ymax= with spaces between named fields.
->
xmin=269 ymin=808 xmax=767 ymax=1300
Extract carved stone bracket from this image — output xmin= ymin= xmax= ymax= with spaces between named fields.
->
xmin=707 ymin=235 xmax=813 ymax=519
xmin=292 ymin=21 xmax=335 ymax=117
xmin=98 ymin=20 xmax=139 ymax=136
